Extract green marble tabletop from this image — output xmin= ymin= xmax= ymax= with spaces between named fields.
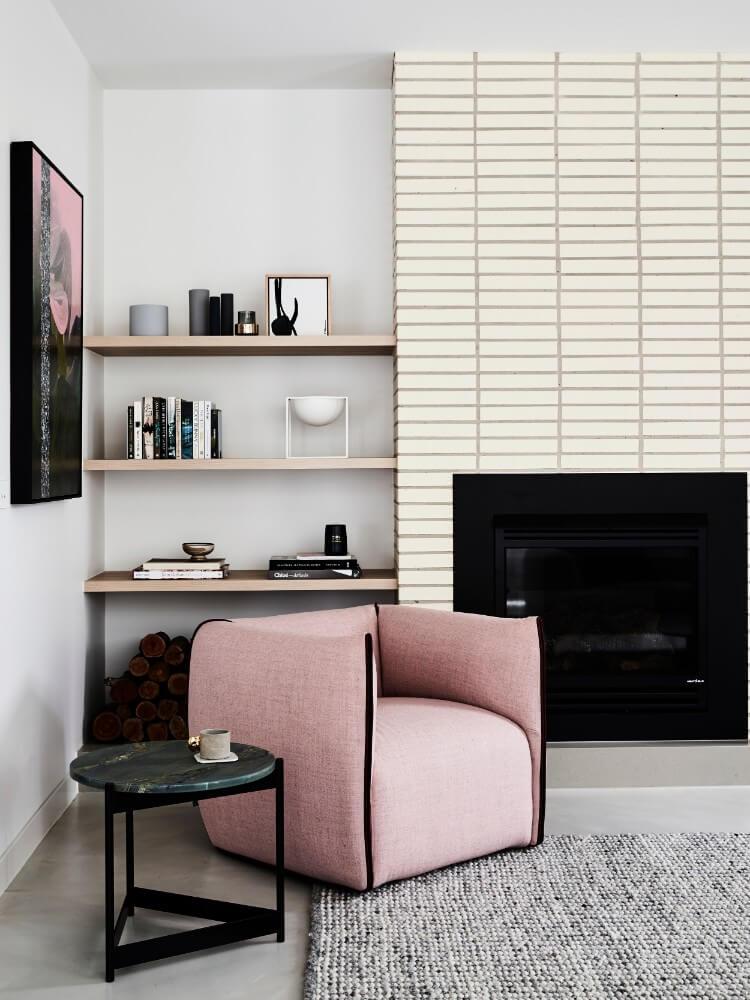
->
xmin=69 ymin=741 xmax=276 ymax=794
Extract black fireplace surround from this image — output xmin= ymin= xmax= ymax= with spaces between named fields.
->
xmin=454 ymin=473 xmax=747 ymax=742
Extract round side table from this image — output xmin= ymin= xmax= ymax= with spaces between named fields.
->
xmin=70 ymin=741 xmax=284 ymax=982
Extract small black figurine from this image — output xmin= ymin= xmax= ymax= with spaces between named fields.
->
xmin=271 ymin=277 xmax=298 ymax=336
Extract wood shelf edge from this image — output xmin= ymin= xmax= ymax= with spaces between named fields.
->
xmin=83 ymin=335 xmax=395 ymax=356
xmin=83 ymin=569 xmax=398 ymax=593
xmin=84 ymin=457 xmax=396 ymax=471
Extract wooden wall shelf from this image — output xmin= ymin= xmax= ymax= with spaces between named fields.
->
xmin=84 ymin=457 xmax=395 ymax=471
xmin=84 ymin=570 xmax=397 ymax=593
xmin=83 ymin=335 xmax=395 ymax=357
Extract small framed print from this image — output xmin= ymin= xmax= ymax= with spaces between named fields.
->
xmin=265 ymin=274 xmax=331 ymax=337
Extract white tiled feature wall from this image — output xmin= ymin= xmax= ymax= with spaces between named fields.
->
xmin=393 ymin=53 xmax=750 ymax=662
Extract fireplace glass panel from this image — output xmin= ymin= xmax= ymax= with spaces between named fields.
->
xmin=504 ymin=540 xmax=703 ymax=708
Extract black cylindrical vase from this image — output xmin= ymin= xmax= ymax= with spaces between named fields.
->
xmin=188 ymin=289 xmax=209 ymax=336
xmin=209 ymin=296 xmax=221 ymax=336
xmin=220 ymin=293 xmax=234 ymax=336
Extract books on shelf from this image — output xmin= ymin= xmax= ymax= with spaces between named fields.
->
xmin=267 ymin=553 xmax=362 ymax=580
xmin=127 ymin=397 xmax=222 ymax=460
xmin=133 ymin=557 xmax=230 ymax=580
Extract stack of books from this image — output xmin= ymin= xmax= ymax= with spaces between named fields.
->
xmin=127 ymin=398 xmax=222 ymax=460
xmin=133 ymin=557 xmax=230 ymax=581
xmin=267 ymin=553 xmax=362 ymax=580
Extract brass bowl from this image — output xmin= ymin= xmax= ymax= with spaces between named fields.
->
xmin=182 ymin=542 xmax=215 ymax=561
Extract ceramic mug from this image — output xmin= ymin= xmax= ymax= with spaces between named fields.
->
xmin=199 ymin=728 xmax=231 ymax=760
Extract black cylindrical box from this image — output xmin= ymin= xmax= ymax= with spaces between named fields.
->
xmin=209 ymin=296 xmax=221 ymax=336
xmin=325 ymin=524 xmax=348 ymax=556
xmin=220 ymin=293 xmax=234 ymax=336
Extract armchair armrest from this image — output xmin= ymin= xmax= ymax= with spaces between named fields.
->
xmin=189 ymin=606 xmax=377 ymax=888
xmin=377 ymin=605 xmax=545 ymax=843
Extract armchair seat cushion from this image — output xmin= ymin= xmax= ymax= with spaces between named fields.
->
xmin=372 ymin=697 xmax=533 ymax=887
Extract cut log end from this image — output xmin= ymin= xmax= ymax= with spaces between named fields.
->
xmin=138 ymin=680 xmax=161 ymax=701
xmin=148 ymin=660 xmax=169 ymax=684
xmin=140 ymin=633 xmax=168 ymax=659
xmin=169 ymin=715 xmax=188 ymax=740
xmin=128 ymin=655 xmax=150 ymax=677
xmin=167 ymin=672 xmax=188 ymax=697
xmin=92 ymin=711 xmax=122 ymax=742
xmin=110 ymin=676 xmax=139 ymax=705
xmin=122 ymin=718 xmax=144 ymax=743
xmin=163 ymin=643 xmax=185 ymax=667
xmin=135 ymin=700 xmax=158 ymax=722
xmin=157 ymin=698 xmax=179 ymax=721
xmin=147 ymin=722 xmax=169 ymax=741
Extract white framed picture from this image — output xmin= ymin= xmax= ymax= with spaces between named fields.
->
xmin=265 ymin=274 xmax=331 ymax=336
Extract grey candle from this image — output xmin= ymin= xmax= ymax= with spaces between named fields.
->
xmin=189 ymin=289 xmax=210 ymax=336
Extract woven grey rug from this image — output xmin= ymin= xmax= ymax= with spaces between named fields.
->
xmin=304 ymin=834 xmax=750 ymax=999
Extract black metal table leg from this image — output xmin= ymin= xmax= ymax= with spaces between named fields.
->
xmin=275 ymin=759 xmax=285 ymax=943
xmin=125 ymin=809 xmax=134 ymax=916
xmin=94 ymin=763 xmax=284 ymax=979
xmin=104 ymin=784 xmax=115 ymax=983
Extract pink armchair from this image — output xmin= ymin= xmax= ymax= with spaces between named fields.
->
xmin=189 ymin=604 xmax=545 ymax=890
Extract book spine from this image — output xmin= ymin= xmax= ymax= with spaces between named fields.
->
xmin=211 ymin=408 xmax=221 ymax=459
xmin=269 ymin=559 xmax=360 ymax=571
xmin=153 ymin=397 xmax=162 ymax=459
xmin=127 ymin=405 xmax=134 ymax=459
xmin=133 ymin=569 xmax=227 ymax=580
xmin=193 ymin=401 xmax=200 ymax=459
xmin=160 ymin=398 xmax=168 ymax=459
xmin=175 ymin=398 xmax=181 ymax=459
xmin=142 ymin=397 xmax=154 ymax=460
xmin=267 ymin=569 xmax=361 ymax=580
xmin=205 ymin=402 xmax=212 ymax=461
xmin=167 ymin=396 xmax=176 ymax=459
xmin=134 ymin=399 xmax=143 ymax=460
xmin=198 ymin=401 xmax=204 ymax=459
xmin=181 ymin=400 xmax=193 ymax=459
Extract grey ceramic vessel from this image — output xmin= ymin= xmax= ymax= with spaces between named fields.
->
xmin=130 ymin=304 xmax=169 ymax=337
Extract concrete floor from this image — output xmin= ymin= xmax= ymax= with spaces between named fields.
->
xmin=1 ymin=786 xmax=749 ymax=999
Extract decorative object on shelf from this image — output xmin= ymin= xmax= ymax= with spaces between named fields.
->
xmin=91 ymin=632 xmax=191 ymax=743
xmin=235 ymin=309 xmax=259 ymax=336
xmin=127 ymin=397 xmax=221 ymax=459
xmin=134 ymin=553 xmax=229 ymax=580
xmin=266 ymin=274 xmax=331 ymax=336
xmin=286 ymin=395 xmax=349 ymax=459
xmin=209 ymin=295 xmax=221 ymax=335
xmin=268 ymin=550 xmax=361 ymax=580
xmin=325 ymin=523 xmax=348 ymax=557
xmin=220 ymin=292 xmax=234 ymax=335
xmin=182 ymin=541 xmax=215 ymax=560
xmin=188 ymin=288 xmax=210 ymax=335
xmin=129 ymin=304 xmax=168 ymax=337
xmin=10 ymin=141 xmax=83 ymax=503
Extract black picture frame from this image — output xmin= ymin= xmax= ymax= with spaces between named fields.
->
xmin=10 ymin=141 xmax=84 ymax=503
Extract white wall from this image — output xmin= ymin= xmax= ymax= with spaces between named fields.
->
xmin=0 ymin=0 xmax=104 ymax=891
xmin=101 ymin=89 xmax=394 ymax=668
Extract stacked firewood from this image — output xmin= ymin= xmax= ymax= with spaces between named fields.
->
xmin=92 ymin=632 xmax=191 ymax=743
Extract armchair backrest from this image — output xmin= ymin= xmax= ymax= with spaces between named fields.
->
xmin=377 ymin=604 xmax=545 ymax=843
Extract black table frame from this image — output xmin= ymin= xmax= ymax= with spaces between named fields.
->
xmin=103 ymin=758 xmax=284 ymax=982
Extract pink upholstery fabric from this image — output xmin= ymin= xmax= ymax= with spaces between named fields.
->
xmin=189 ymin=606 xmax=378 ymax=890
xmin=371 ymin=697 xmax=533 ymax=886
xmin=190 ymin=603 xmax=544 ymax=890
xmin=377 ymin=605 xmax=544 ymax=844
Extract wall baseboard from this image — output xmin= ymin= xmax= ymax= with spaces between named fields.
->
xmin=0 ymin=778 xmax=78 ymax=896
xmin=546 ymin=785 xmax=750 ymax=834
